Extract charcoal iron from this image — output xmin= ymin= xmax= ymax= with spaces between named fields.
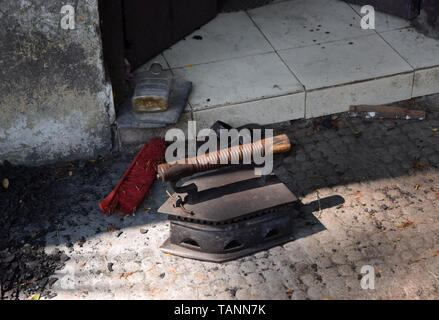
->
xmin=158 ymin=166 xmax=300 ymax=262
xmin=156 ymin=134 xmax=299 ymax=262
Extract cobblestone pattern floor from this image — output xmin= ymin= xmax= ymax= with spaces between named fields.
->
xmin=45 ymin=95 xmax=439 ymax=300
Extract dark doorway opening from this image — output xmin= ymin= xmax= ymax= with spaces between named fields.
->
xmin=97 ymin=0 xmax=217 ymax=109
xmin=217 ymin=0 xmax=275 ymax=12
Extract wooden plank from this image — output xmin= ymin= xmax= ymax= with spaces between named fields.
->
xmin=349 ymin=104 xmax=426 ymax=120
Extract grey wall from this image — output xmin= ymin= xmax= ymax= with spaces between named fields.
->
xmin=0 ymin=0 xmax=115 ymax=165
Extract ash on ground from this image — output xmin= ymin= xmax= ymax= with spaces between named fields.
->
xmin=0 ymin=154 xmax=133 ymax=299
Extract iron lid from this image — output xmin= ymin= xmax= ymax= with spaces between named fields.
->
xmin=158 ymin=167 xmax=297 ymax=222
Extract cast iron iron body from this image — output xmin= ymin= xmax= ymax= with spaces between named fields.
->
xmin=158 ymin=166 xmax=300 ymax=262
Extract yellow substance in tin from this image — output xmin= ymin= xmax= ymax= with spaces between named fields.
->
xmin=132 ymin=96 xmax=168 ymax=113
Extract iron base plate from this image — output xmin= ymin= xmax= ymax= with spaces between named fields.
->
xmin=160 ymin=234 xmax=295 ymax=262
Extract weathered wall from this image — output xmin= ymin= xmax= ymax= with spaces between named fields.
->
xmin=0 ymin=0 xmax=115 ymax=165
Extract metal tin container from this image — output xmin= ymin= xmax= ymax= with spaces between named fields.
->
xmin=132 ymin=63 xmax=172 ymax=113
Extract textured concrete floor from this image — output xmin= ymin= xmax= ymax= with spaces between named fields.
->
xmin=39 ymin=94 xmax=439 ymax=300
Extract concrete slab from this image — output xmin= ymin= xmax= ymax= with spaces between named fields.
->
xmin=305 ymin=72 xmax=414 ymax=118
xmin=380 ymin=28 xmax=439 ymax=69
xmin=279 ymin=34 xmax=413 ymax=90
xmin=163 ymin=12 xmax=273 ymax=68
xmin=379 ymin=28 xmax=439 ymax=99
xmin=172 ymin=53 xmax=304 ymax=111
xmin=413 ymin=66 xmax=439 ymax=98
xmin=248 ymin=0 xmax=373 ymax=51
xmin=193 ymin=92 xmax=305 ymax=128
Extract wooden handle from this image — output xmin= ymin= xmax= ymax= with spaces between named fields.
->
xmin=269 ymin=134 xmax=291 ymax=154
xmin=157 ymin=134 xmax=291 ymax=182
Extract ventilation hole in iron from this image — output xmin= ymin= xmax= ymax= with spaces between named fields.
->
xmin=224 ymin=240 xmax=242 ymax=251
xmin=265 ymin=228 xmax=279 ymax=239
xmin=180 ymin=239 xmax=200 ymax=248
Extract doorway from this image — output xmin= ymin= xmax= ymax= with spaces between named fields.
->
xmin=97 ymin=0 xmax=217 ymax=108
